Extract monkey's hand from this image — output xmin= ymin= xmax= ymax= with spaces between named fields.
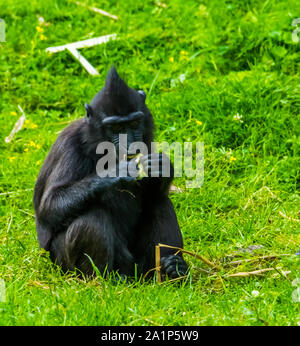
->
xmin=139 ymin=153 xmax=174 ymax=195
xmin=139 ymin=153 xmax=174 ymax=180
xmin=160 ymin=254 xmax=189 ymax=279
xmin=116 ymin=160 xmax=137 ymax=183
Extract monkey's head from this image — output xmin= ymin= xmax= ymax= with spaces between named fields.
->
xmin=84 ymin=67 xmax=154 ymax=158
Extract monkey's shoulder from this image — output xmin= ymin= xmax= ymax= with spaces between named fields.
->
xmin=53 ymin=119 xmax=86 ymax=151
xmin=38 ymin=119 xmax=94 ymax=182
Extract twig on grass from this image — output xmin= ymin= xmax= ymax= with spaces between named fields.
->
xmin=155 ymin=245 xmax=162 ymax=283
xmin=17 ymin=208 xmax=35 ymax=218
xmin=157 ymin=243 xmax=221 ymax=270
xmin=278 ymin=210 xmax=300 ymax=222
xmin=74 ymin=1 xmax=119 ymax=20
xmin=225 ymin=254 xmax=290 ymax=267
xmin=226 ymin=268 xmax=275 ymax=277
xmin=226 ymin=268 xmax=291 ymax=279
xmin=5 ymin=105 xmax=26 ymax=143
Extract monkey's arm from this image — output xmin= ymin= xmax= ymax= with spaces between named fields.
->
xmin=37 ymin=171 xmax=134 ymax=229
xmin=36 ymin=162 xmax=134 ymax=251
xmin=36 ymin=174 xmax=115 ymax=250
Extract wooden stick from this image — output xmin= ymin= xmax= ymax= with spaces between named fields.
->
xmin=158 ymin=243 xmax=221 ymax=270
xmin=227 ymin=268 xmax=275 ymax=277
xmin=142 ymin=267 xmax=158 ymax=280
xmin=155 ymin=245 xmax=161 ymax=283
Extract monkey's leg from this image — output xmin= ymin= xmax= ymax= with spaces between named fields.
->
xmin=135 ymin=197 xmax=188 ymax=279
xmin=49 ymin=209 xmax=134 ymax=277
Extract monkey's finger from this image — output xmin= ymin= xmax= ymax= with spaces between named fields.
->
xmin=161 ymin=255 xmax=188 ymax=275
xmin=165 ymin=264 xmax=188 ymax=278
xmin=164 ymin=264 xmax=185 ymax=278
xmin=160 ymin=255 xmax=178 ymax=268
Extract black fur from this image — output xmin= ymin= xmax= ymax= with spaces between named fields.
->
xmin=33 ymin=67 xmax=188 ymax=279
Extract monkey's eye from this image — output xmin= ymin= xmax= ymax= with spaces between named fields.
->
xmin=138 ymin=90 xmax=146 ymax=101
xmin=130 ymin=120 xmax=139 ymax=129
xmin=111 ymin=124 xmax=123 ymax=133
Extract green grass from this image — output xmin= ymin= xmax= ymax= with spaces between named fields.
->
xmin=0 ymin=0 xmax=300 ymax=326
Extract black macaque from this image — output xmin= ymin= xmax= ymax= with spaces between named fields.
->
xmin=34 ymin=67 xmax=188 ymax=281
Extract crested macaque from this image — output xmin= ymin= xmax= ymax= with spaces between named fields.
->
xmin=34 ymin=67 xmax=188 ymax=280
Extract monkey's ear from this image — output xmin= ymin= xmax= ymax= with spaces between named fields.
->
xmin=84 ymin=103 xmax=93 ymax=118
xmin=138 ymin=90 xmax=146 ymax=102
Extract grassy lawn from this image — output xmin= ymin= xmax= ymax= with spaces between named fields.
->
xmin=0 ymin=0 xmax=299 ymax=326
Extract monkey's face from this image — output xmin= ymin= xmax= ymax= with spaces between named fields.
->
xmin=84 ymin=90 xmax=147 ymax=160
xmin=102 ymin=110 xmax=145 ymax=160
xmin=84 ymin=67 xmax=154 ymax=158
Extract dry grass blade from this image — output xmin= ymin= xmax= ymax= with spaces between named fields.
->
xmin=278 ymin=210 xmax=300 ymax=222
xmin=227 ymin=268 xmax=275 ymax=277
xmin=27 ymin=280 xmax=49 ymax=289
xmin=243 ymin=186 xmax=282 ymax=210
xmin=225 ymin=254 xmax=290 ymax=267
xmin=0 ymin=188 xmax=34 ymax=197
xmin=272 ymin=270 xmax=291 ymax=278
xmin=142 ymin=267 xmax=158 ymax=280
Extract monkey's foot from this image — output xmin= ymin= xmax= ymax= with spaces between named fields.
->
xmin=160 ymin=255 xmax=188 ymax=279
